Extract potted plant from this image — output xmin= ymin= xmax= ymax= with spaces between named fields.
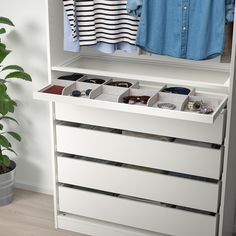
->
xmin=0 ymin=16 xmax=32 ymax=206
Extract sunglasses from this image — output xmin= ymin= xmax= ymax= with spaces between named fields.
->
xmin=162 ymin=87 xmax=190 ymax=95
xmin=71 ymin=89 xmax=92 ymax=97
xmin=123 ymin=96 xmax=150 ymax=104
xmin=107 ymin=81 xmax=132 ymax=88
xmin=83 ymin=78 xmax=105 ymax=84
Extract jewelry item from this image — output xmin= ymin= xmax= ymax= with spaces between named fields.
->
xmin=123 ymin=96 xmax=150 ymax=104
xmin=83 ymin=78 xmax=105 ymax=84
xmin=107 ymin=81 xmax=132 ymax=88
xmin=71 ymin=89 xmax=92 ymax=97
xmin=187 ymin=101 xmax=203 ymax=111
xmin=199 ymin=106 xmax=214 ymax=114
xmin=186 ymin=100 xmax=214 ymax=114
xmin=157 ymin=103 xmax=176 ymax=110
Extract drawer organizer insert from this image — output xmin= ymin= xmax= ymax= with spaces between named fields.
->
xmin=34 ymin=75 xmax=228 ymax=124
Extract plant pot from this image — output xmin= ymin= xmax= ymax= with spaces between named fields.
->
xmin=0 ymin=161 xmax=16 ymax=206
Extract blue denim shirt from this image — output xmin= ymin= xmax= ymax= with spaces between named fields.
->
xmin=127 ymin=0 xmax=143 ymax=16
xmin=128 ymin=0 xmax=235 ymax=60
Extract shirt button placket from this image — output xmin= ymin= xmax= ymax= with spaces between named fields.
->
xmin=181 ymin=0 xmax=190 ymax=58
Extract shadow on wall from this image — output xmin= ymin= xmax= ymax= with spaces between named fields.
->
xmin=2 ymin=3 xmax=52 ymax=193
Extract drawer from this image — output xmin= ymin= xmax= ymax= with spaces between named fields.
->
xmin=58 ymin=156 xmax=221 ymax=212
xmin=56 ymin=125 xmax=223 ymax=179
xmin=57 ymin=214 xmax=167 ymax=236
xmin=55 ymin=103 xmax=226 ymax=144
xmin=34 ymin=80 xmax=227 ymax=124
xmin=58 ymin=186 xmax=218 ymax=236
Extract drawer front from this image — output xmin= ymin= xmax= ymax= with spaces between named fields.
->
xmin=57 ymin=214 xmax=167 ymax=236
xmin=58 ymin=186 xmax=218 ymax=236
xmin=58 ymin=156 xmax=220 ymax=212
xmin=55 ymin=103 xmax=226 ymax=144
xmin=56 ymin=125 xmax=223 ymax=179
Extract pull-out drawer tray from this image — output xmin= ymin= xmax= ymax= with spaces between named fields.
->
xmin=56 ymin=125 xmax=223 ymax=179
xmin=34 ymin=80 xmax=227 ymax=124
xmin=58 ymin=156 xmax=221 ymax=212
xmin=58 ymin=186 xmax=218 ymax=236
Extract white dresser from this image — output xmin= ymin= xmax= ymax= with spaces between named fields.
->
xmin=34 ymin=1 xmax=236 ymax=235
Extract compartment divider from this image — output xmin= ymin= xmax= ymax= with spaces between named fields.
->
xmin=92 ymin=85 xmax=129 ymax=102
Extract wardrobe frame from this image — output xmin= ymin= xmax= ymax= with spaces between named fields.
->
xmin=36 ymin=0 xmax=236 ymax=235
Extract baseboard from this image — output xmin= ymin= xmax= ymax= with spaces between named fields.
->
xmin=15 ymin=181 xmax=53 ymax=195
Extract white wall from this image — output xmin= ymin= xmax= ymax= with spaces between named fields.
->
xmin=1 ymin=3 xmax=236 ymax=232
xmin=1 ymin=0 xmax=53 ymax=194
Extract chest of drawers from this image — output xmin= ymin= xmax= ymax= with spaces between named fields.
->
xmin=34 ymin=0 xmax=236 ymax=235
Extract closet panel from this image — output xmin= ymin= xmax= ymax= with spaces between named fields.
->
xmin=57 ymin=156 xmax=221 ymax=212
xmin=58 ymin=186 xmax=218 ymax=236
xmin=56 ymin=125 xmax=223 ymax=179
xmin=47 ymin=0 xmax=75 ymax=66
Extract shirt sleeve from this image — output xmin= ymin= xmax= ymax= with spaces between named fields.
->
xmin=126 ymin=0 xmax=143 ymax=17
xmin=64 ymin=9 xmax=80 ymax=52
xmin=226 ymin=0 xmax=235 ymax=22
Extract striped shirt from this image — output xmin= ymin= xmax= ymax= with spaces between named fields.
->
xmin=63 ymin=0 xmax=139 ymax=46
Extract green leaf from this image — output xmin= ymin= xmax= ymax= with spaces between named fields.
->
xmin=0 ymin=17 xmax=14 ymax=26
xmin=0 ymin=134 xmax=11 ymax=148
xmin=0 ymin=82 xmax=7 ymax=93
xmin=0 ymin=123 xmax=3 ymax=130
xmin=0 ymin=42 xmax=6 ymax=50
xmin=2 ymin=155 xmax=11 ymax=167
xmin=5 ymin=71 xmax=32 ymax=81
xmin=0 ymin=83 xmax=15 ymax=115
xmin=0 ymin=46 xmax=10 ymax=64
xmin=0 ymin=102 xmax=15 ymax=115
xmin=7 ymin=102 xmax=15 ymax=113
xmin=0 ymin=104 xmax=16 ymax=116
xmin=7 ymin=132 xmax=21 ymax=142
xmin=0 ymin=28 xmax=6 ymax=34
xmin=0 ymin=116 xmax=19 ymax=124
xmin=2 ymin=65 xmax=24 ymax=72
